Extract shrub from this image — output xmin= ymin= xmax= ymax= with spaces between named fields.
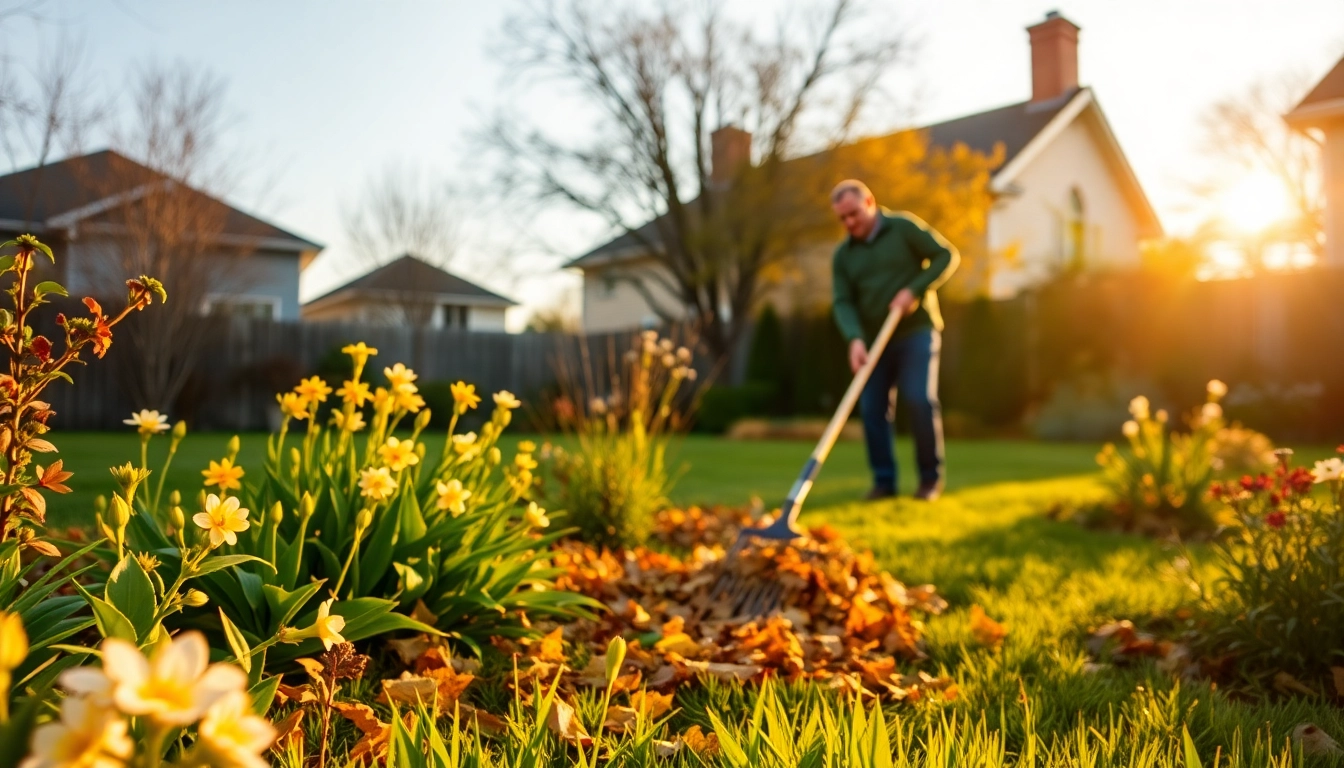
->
xmin=1194 ymin=450 xmax=1344 ymax=683
xmin=1085 ymin=380 xmax=1231 ymax=537
xmin=693 ymin=382 xmax=776 ymax=434
xmin=543 ymin=330 xmax=697 ymax=548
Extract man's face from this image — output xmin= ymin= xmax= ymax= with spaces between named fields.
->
xmin=832 ymin=191 xmax=877 ymax=240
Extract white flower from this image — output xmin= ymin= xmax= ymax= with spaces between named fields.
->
xmin=123 ymin=409 xmax=170 ymax=435
xmin=102 ymin=632 xmax=247 ymax=726
xmin=1121 ymin=420 xmax=1139 ymax=439
xmin=1128 ymin=396 xmax=1150 ymax=421
xmin=193 ymin=691 xmax=276 ymax=768
xmin=19 ymin=697 xmax=132 ymax=768
xmin=1206 ymin=379 xmax=1228 ymax=399
xmin=1312 ymin=458 xmax=1344 ymax=484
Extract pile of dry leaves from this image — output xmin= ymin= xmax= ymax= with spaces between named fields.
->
xmin=519 ymin=506 xmax=955 ymax=702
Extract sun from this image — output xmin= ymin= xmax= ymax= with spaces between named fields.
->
xmin=1218 ymin=169 xmax=1293 ymax=235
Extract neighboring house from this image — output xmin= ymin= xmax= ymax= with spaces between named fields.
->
xmin=1286 ymin=54 xmax=1344 ymax=267
xmin=0 ymin=149 xmax=321 ymax=320
xmin=302 ymin=253 xmax=516 ymax=331
xmin=567 ymin=11 xmax=1162 ymax=332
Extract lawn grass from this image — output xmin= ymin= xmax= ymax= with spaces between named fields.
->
xmin=41 ymin=430 xmax=1344 ymax=762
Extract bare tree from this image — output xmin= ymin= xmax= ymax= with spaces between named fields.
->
xmin=76 ymin=63 xmax=259 ymax=412
xmin=1199 ymin=71 xmax=1324 ymax=260
xmin=487 ymin=0 xmax=920 ymax=361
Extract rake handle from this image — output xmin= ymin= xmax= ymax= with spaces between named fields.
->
xmin=746 ymin=302 xmax=907 ymax=541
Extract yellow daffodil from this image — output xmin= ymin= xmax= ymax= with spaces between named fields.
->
xmin=1121 ymin=420 xmax=1140 ymax=439
xmin=508 ymin=470 xmax=532 ymax=496
xmin=19 ymin=696 xmax=132 ymax=768
xmin=123 ymin=409 xmax=170 ymax=435
xmin=314 ymin=598 xmax=347 ymax=650
xmin=1128 ymin=395 xmax=1149 ymax=421
xmin=395 ymin=388 xmax=425 ymax=413
xmin=358 ymin=467 xmax=397 ymax=500
xmin=493 ymin=391 xmax=521 ymax=410
xmin=342 ymin=342 xmax=378 ymax=368
xmin=451 ymin=381 xmax=481 ymax=411
xmin=452 ymin=432 xmax=478 ymax=455
xmin=435 ymin=479 xmax=471 ymax=516
xmin=372 ymin=387 xmax=395 ymax=415
xmin=1207 ymin=379 xmax=1228 ymax=399
xmin=524 ymin=502 xmax=550 ymax=528
xmin=294 ymin=376 xmax=332 ymax=404
xmin=276 ymin=392 xmax=308 ymax=420
xmin=337 ymin=379 xmax=372 ymax=407
xmin=193 ymin=691 xmax=276 ymax=768
xmin=518 ymin=440 xmax=537 ymax=453
xmin=378 ymin=436 xmax=420 ymax=472
xmin=193 ymin=494 xmax=251 ymax=548
xmin=102 ymin=632 xmax=247 ymax=726
xmin=0 ymin=610 xmax=27 ymax=674
xmin=1200 ymin=402 xmax=1223 ymax=424
xmin=515 ymin=453 xmax=538 ymax=471
xmin=384 ymin=363 xmax=418 ymax=392
xmin=202 ymin=457 xmax=245 ymax=491
xmin=331 ymin=410 xmax=366 ymax=433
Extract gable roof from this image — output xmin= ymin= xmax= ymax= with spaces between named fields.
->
xmin=304 ymin=254 xmax=517 ymax=309
xmin=0 ymin=149 xmax=322 ymax=251
xmin=1286 ymin=54 xmax=1344 ymax=128
xmin=565 ymin=89 xmax=1107 ymax=268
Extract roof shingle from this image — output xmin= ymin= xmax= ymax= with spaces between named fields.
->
xmin=306 ymin=254 xmax=516 ymax=306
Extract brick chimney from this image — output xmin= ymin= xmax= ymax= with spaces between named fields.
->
xmin=1027 ymin=11 xmax=1080 ymax=104
xmin=710 ymin=125 xmax=752 ymax=185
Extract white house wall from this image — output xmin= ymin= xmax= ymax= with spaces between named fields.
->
xmin=580 ymin=256 xmax=684 ymax=333
xmin=987 ymin=107 xmax=1143 ymax=297
xmin=467 ymin=306 xmax=508 ymax=332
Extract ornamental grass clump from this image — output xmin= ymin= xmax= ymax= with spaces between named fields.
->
xmin=1192 ymin=449 xmax=1344 ymax=686
xmin=544 ymin=330 xmax=699 ymax=549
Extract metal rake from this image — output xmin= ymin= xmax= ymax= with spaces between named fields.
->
xmin=705 ymin=303 xmax=907 ymax=620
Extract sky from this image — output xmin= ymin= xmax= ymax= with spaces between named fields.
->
xmin=4 ymin=0 xmax=1342 ymax=327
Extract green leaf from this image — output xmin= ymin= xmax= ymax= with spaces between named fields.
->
xmin=359 ymin=499 xmax=405 ymax=594
xmin=249 ymin=674 xmax=282 ymax=716
xmin=219 ymin=609 xmax=252 ymax=674
xmin=261 ymin=581 xmax=324 ymax=632
xmin=105 ymin=555 xmax=157 ymax=641
xmin=74 ymin=583 xmax=137 ymax=643
xmin=32 ymin=280 xmax=67 ymax=300
xmin=194 ymin=554 xmax=276 ymax=577
xmin=0 ymin=255 xmax=15 ymax=273
xmin=1182 ymin=726 xmax=1203 ymax=768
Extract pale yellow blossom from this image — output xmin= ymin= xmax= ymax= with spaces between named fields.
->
xmin=451 ymin=381 xmax=481 ymax=411
xmin=123 ymin=409 xmax=169 ymax=435
xmin=524 ymin=502 xmax=550 ymax=528
xmin=384 ymin=363 xmax=418 ymax=392
xmin=276 ymin=392 xmax=308 ymax=420
xmin=193 ymin=494 xmax=251 ymax=548
xmin=294 ymin=376 xmax=332 ymax=404
xmin=452 ymin=432 xmax=478 ymax=455
xmin=1206 ymin=379 xmax=1228 ymax=399
xmin=313 ymin=598 xmax=347 ymax=650
xmin=102 ymin=632 xmax=247 ymax=726
xmin=331 ymin=410 xmax=366 ymax=433
xmin=202 ymin=457 xmax=245 ymax=491
xmin=19 ymin=697 xmax=132 ymax=768
xmin=1121 ymin=420 xmax=1139 ymax=439
xmin=337 ymin=379 xmax=372 ymax=407
xmin=493 ymin=391 xmax=521 ymax=410
xmin=1313 ymin=458 xmax=1344 ymax=484
xmin=359 ymin=467 xmax=397 ymax=500
xmin=378 ymin=436 xmax=420 ymax=472
xmin=435 ymin=479 xmax=471 ymax=516
xmin=1128 ymin=396 xmax=1149 ymax=421
xmin=193 ymin=691 xmax=276 ymax=768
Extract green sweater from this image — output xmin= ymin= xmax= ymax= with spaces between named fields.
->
xmin=831 ymin=211 xmax=960 ymax=344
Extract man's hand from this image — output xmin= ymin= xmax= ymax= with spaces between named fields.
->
xmin=890 ymin=287 xmax=918 ymax=316
xmin=849 ymin=339 xmax=868 ymax=373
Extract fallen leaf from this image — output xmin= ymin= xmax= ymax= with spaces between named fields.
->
xmin=1332 ymin=667 xmax=1344 ymax=697
xmin=1274 ymin=671 xmax=1317 ymax=697
xmin=603 ymin=705 xmax=638 ymax=732
xmin=681 ymin=725 xmax=720 ymax=756
xmin=653 ymin=738 xmax=682 ymax=757
xmin=296 ymin=657 xmax=325 ymax=680
xmin=381 ymin=675 xmax=438 ymax=707
xmin=630 ymin=689 xmax=673 ymax=719
xmin=532 ymin=627 xmax=567 ymax=664
xmin=276 ymin=683 xmax=318 ymax=706
xmin=387 ymin=634 xmax=434 ymax=666
xmin=969 ymin=605 xmax=1007 ymax=650
xmin=545 ymin=698 xmax=592 ymax=746
xmin=333 ymin=701 xmax=396 ymax=762
xmin=269 ymin=709 xmax=305 ymax=751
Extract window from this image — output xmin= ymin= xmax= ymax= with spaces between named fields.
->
xmin=600 ymin=275 xmax=617 ymax=298
xmin=1065 ymin=187 xmax=1086 ymax=271
xmin=441 ymin=304 xmax=470 ymax=329
xmin=202 ymin=294 xmax=280 ymax=320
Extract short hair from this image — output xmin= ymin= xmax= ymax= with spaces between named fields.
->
xmin=830 ymin=179 xmax=873 ymax=204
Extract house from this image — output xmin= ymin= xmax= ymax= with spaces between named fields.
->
xmin=0 ymin=149 xmax=321 ymax=320
xmin=566 ymin=11 xmax=1162 ymax=332
xmin=1286 ymin=54 xmax=1344 ymax=267
xmin=301 ymin=253 xmax=516 ymax=331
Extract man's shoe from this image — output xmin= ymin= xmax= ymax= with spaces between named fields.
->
xmin=913 ymin=483 xmax=943 ymax=502
xmin=864 ymin=486 xmax=896 ymax=501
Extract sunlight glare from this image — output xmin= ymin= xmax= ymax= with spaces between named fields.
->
xmin=1218 ymin=170 xmax=1293 ymax=235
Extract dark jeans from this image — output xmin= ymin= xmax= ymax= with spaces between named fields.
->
xmin=858 ymin=327 xmax=944 ymax=492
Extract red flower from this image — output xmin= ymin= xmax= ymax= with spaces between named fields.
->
xmin=1208 ymin=481 xmax=1225 ymax=500
xmin=1265 ymin=511 xmax=1286 ymax=529
xmin=1281 ymin=467 xmax=1315 ymax=496
xmin=29 ymin=335 xmax=50 ymax=363
xmin=1337 ymin=444 xmax=1344 ymax=455
xmin=81 ymin=297 xmax=113 ymax=358
xmin=1239 ymin=475 xmax=1255 ymax=491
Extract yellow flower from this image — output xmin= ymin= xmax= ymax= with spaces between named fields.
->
xmin=331 ymin=410 xmax=366 ymax=433
xmin=1121 ymin=420 xmax=1140 ymax=439
xmin=276 ymin=392 xmax=308 ymax=420
xmin=494 ymin=391 xmax=521 ymax=410
xmin=518 ymin=440 xmax=537 ymax=453
xmin=202 ymin=457 xmax=245 ymax=491
xmin=123 ymin=409 xmax=169 ymax=435
xmin=314 ymin=598 xmax=347 ymax=650
xmin=1200 ymin=402 xmax=1223 ymax=424
xmin=1206 ymin=379 xmax=1228 ymax=400
xmin=524 ymin=502 xmax=550 ymax=528
xmin=102 ymin=632 xmax=247 ymax=726
xmin=19 ymin=696 xmax=132 ymax=768
xmin=294 ymin=376 xmax=332 ymax=404
xmin=451 ymin=381 xmax=481 ymax=411
xmin=337 ymin=379 xmax=372 ymax=407
xmin=452 ymin=432 xmax=478 ymax=455
xmin=384 ymin=363 xmax=418 ymax=392
xmin=358 ymin=467 xmax=397 ymax=500
xmin=378 ymin=436 xmax=420 ymax=472
xmin=342 ymin=342 xmax=378 ymax=368
xmin=1128 ymin=395 xmax=1149 ymax=421
xmin=0 ymin=610 xmax=27 ymax=673
xmin=193 ymin=691 xmax=276 ymax=768
xmin=435 ymin=479 xmax=471 ymax=516
xmin=193 ymin=494 xmax=251 ymax=548
xmin=515 ymin=453 xmax=538 ymax=471
xmin=395 ymin=388 xmax=425 ymax=413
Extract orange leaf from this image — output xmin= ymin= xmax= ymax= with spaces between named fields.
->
xmin=276 ymin=683 xmax=318 ymax=705
xmin=270 ymin=709 xmax=305 ymax=750
xmin=630 ymin=689 xmax=673 ymax=719
xmin=1333 ymin=667 xmax=1344 ymax=698
xmin=545 ymin=698 xmax=592 ymax=746
xmin=681 ymin=725 xmax=721 ymax=756
xmin=531 ymin=627 xmax=567 ymax=664
xmin=969 ymin=605 xmax=1007 ymax=650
